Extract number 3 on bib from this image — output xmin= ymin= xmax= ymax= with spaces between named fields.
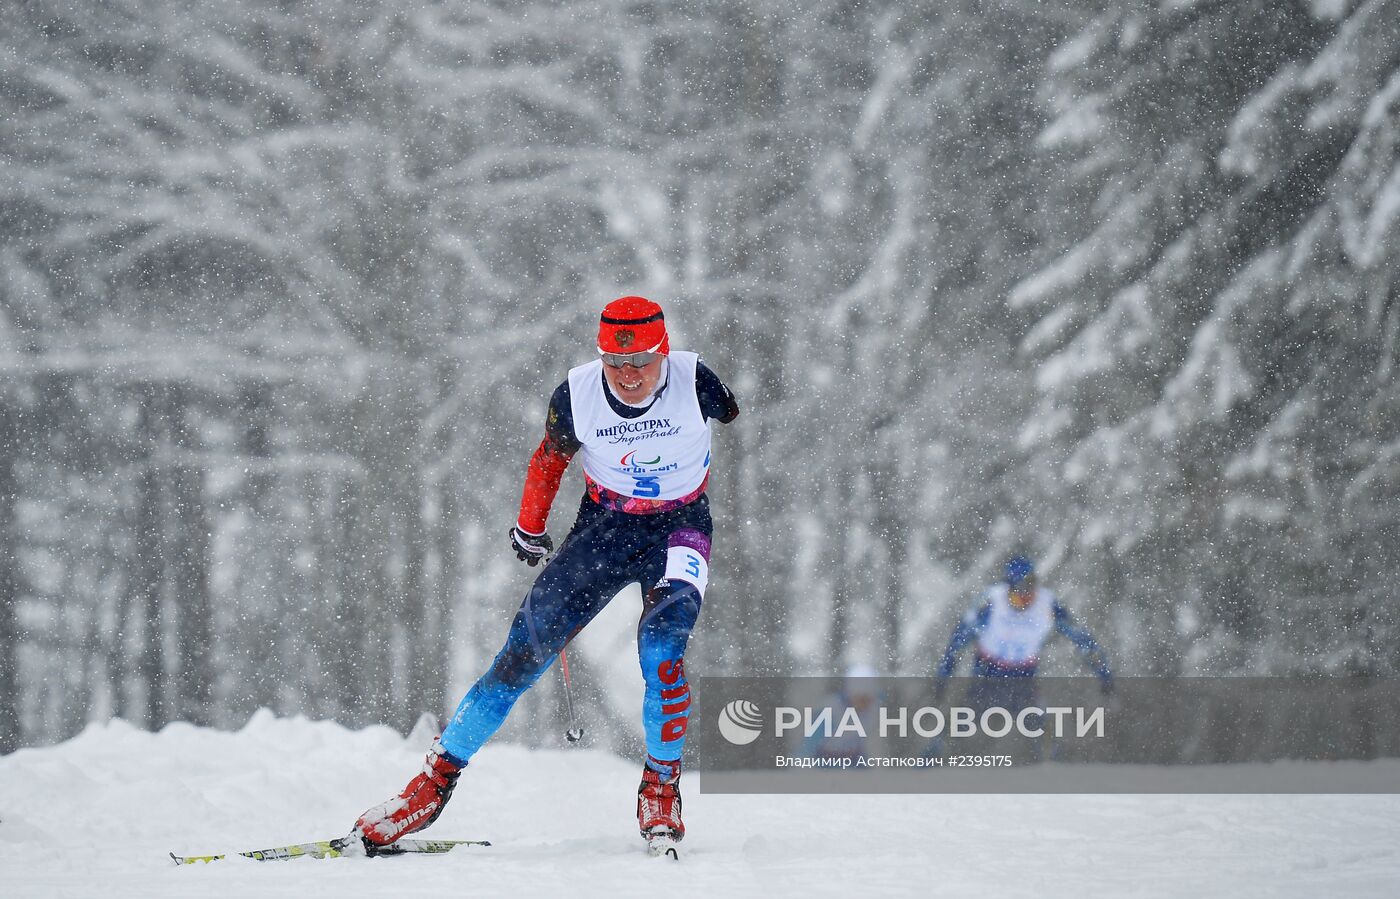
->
xmin=631 ymin=475 xmax=661 ymax=498
xmin=664 ymin=544 xmax=709 ymax=596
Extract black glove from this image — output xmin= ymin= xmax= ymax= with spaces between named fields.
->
xmin=510 ymin=526 xmax=553 ymax=566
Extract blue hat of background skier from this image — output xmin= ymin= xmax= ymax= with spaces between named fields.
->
xmin=1005 ymin=555 xmax=1035 ymax=587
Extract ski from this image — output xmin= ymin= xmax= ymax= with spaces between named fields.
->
xmin=170 ymin=834 xmax=490 ymax=865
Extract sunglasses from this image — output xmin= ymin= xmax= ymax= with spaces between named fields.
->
xmin=600 ymin=350 xmax=663 ymax=368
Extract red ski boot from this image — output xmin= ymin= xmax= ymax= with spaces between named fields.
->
xmin=354 ymin=741 xmax=462 ymax=850
xmin=637 ymin=760 xmax=683 ymax=857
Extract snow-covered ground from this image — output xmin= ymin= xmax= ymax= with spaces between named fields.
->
xmin=2 ymin=712 xmax=1398 ymax=898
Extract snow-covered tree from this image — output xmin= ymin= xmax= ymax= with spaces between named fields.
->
xmin=1013 ymin=0 xmax=1399 ymax=672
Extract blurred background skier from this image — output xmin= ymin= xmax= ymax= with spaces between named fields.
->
xmin=351 ymin=296 xmax=738 ymax=854
xmin=928 ymin=555 xmax=1112 ymax=759
xmin=800 ymin=663 xmax=885 ymax=765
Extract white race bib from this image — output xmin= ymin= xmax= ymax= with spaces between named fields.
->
xmin=568 ymin=351 xmax=713 ymax=501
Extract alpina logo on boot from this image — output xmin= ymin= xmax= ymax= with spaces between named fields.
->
xmin=389 ymin=802 xmax=439 ymax=838
xmin=718 ymin=699 xmax=763 ymax=745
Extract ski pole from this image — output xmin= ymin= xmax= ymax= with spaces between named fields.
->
xmin=559 ymin=647 xmax=585 ymax=744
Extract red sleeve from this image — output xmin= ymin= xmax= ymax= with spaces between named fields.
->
xmin=517 ymin=435 xmax=575 ymax=534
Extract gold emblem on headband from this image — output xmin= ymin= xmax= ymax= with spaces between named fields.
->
xmin=615 ymin=329 xmax=635 ymax=348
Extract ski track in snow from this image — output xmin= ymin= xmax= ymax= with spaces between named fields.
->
xmin=2 ymin=712 xmax=1398 ymax=898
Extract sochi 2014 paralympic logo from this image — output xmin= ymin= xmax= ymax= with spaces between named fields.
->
xmin=718 ymin=699 xmax=764 ymax=745
xmin=620 ymin=450 xmax=662 ymax=468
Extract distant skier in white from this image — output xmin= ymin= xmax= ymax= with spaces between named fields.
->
xmin=929 ymin=555 xmax=1112 ymax=757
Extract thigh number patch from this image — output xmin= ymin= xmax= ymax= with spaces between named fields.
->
xmin=664 ymin=545 xmax=709 ymax=596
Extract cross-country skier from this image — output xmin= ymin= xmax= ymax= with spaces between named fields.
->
xmin=928 ymin=556 xmax=1112 ymax=758
xmin=936 ymin=555 xmax=1112 ymax=692
xmin=351 ymin=296 xmax=738 ymax=855
xmin=800 ymin=663 xmax=885 ymax=765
